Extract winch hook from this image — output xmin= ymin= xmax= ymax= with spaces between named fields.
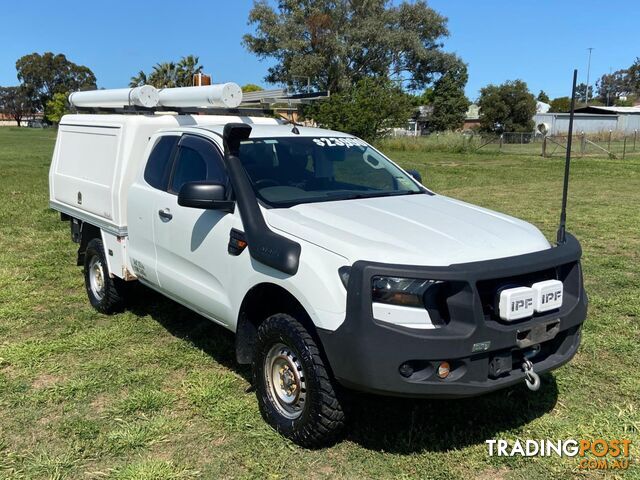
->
xmin=522 ymin=359 xmax=540 ymax=391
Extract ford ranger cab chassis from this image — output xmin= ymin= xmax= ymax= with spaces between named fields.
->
xmin=49 ymin=110 xmax=587 ymax=447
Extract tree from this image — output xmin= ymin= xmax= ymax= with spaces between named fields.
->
xmin=130 ymin=55 xmax=203 ymax=88
xmin=129 ymin=70 xmax=148 ymax=87
xmin=429 ymin=63 xmax=470 ymax=131
xmin=478 ymin=80 xmax=536 ymax=133
xmin=627 ymin=57 xmax=640 ymax=96
xmin=410 ymin=88 xmax=434 ymax=106
xmin=537 ymin=90 xmax=550 ymax=103
xmin=45 ymin=92 xmax=69 ymax=125
xmin=595 ymin=58 xmax=640 ymax=105
xmin=241 ymin=83 xmax=264 ymax=92
xmin=614 ymin=97 xmax=634 ymax=107
xmin=176 ymin=55 xmax=203 ymax=86
xmin=148 ymin=62 xmax=179 ymax=88
xmin=15 ymin=52 xmax=96 ymax=111
xmin=303 ymin=77 xmax=412 ymax=141
xmin=0 ymin=86 xmax=33 ymax=126
xmin=549 ymin=97 xmax=571 ymax=112
xmin=595 ymin=70 xmax=629 ymax=105
xmin=575 ymin=83 xmax=593 ymax=103
xmin=243 ymin=0 xmax=459 ymax=93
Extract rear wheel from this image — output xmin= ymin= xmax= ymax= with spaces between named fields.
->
xmin=84 ymin=238 xmax=126 ymax=314
xmin=253 ymin=313 xmax=346 ymax=448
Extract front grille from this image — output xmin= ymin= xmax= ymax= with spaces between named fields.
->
xmin=476 ymin=266 xmax=559 ymax=323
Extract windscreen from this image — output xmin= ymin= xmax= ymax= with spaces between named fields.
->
xmin=238 ymin=136 xmax=422 ymax=207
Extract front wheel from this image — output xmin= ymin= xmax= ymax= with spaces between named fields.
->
xmin=253 ymin=314 xmax=346 ymax=448
xmin=84 ymin=238 xmax=126 ymax=314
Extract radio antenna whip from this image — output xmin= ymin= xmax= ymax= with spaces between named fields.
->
xmin=557 ymin=69 xmax=578 ymax=244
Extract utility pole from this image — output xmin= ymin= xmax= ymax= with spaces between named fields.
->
xmin=585 ymin=47 xmax=594 ymax=105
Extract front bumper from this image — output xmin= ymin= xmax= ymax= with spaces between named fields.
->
xmin=318 ymin=233 xmax=588 ymax=398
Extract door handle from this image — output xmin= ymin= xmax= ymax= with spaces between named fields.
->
xmin=158 ymin=208 xmax=173 ymax=221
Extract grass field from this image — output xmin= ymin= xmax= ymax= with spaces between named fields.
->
xmin=0 ymin=127 xmax=638 ymax=479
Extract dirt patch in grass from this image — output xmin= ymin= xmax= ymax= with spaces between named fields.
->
xmin=36 ymin=407 xmax=64 ymax=427
xmin=32 ymin=373 xmax=66 ymax=389
xmin=90 ymin=393 xmax=111 ymax=414
xmin=474 ymin=467 xmax=510 ymax=480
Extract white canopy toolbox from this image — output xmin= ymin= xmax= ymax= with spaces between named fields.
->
xmin=49 ymin=113 xmax=279 ymax=234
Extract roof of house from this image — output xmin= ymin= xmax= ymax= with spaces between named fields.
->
xmin=574 ymin=105 xmax=640 ymax=115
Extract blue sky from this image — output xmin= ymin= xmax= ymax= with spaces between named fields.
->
xmin=2 ymin=1 xmax=638 ymax=101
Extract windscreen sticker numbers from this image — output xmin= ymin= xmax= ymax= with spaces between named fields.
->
xmin=312 ymin=137 xmax=368 ymax=148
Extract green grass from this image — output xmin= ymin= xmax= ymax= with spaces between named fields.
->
xmin=0 ymin=126 xmax=638 ymax=479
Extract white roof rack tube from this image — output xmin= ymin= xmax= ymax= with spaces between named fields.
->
xmin=157 ymin=83 xmax=243 ymax=108
xmin=68 ymin=85 xmax=159 ymax=108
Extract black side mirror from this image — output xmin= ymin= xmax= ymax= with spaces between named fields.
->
xmin=178 ymin=181 xmax=235 ymax=213
xmin=406 ymin=169 xmax=423 ymax=183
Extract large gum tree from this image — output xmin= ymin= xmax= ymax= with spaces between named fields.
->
xmin=243 ymin=0 xmax=462 ymax=93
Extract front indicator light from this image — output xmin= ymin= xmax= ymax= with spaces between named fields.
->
xmin=437 ymin=361 xmax=450 ymax=379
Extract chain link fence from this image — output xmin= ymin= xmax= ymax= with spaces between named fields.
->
xmin=379 ymin=130 xmax=640 ymax=159
xmin=542 ymin=130 xmax=639 ymax=159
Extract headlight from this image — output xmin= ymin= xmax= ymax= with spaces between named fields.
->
xmin=372 ymin=276 xmax=449 ymax=328
xmin=372 ymin=276 xmax=439 ymax=307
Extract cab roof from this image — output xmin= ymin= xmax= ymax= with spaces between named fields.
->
xmin=193 ymin=124 xmax=355 ymax=139
xmin=58 ymin=113 xmax=357 ymax=140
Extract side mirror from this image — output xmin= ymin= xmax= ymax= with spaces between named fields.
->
xmin=406 ymin=169 xmax=423 ymax=183
xmin=178 ymin=181 xmax=235 ymax=212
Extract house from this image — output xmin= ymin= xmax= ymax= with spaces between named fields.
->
xmin=536 ymin=101 xmax=550 ymax=114
xmin=534 ymin=106 xmax=640 ymax=135
xmin=463 ymin=104 xmax=480 ymax=130
xmin=0 ymin=112 xmax=44 ymax=127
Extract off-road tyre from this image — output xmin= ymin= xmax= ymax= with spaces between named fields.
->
xmin=253 ymin=313 xmax=346 ymax=448
xmin=83 ymin=238 xmax=126 ymax=314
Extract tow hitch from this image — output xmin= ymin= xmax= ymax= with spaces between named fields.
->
xmin=517 ymin=323 xmax=557 ymax=392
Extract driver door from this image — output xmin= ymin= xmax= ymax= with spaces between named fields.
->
xmin=153 ymin=134 xmax=235 ymax=325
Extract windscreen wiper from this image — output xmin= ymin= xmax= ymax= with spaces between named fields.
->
xmin=331 ymin=190 xmax=420 ymax=201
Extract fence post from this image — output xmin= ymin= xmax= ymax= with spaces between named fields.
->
xmin=623 ymin=136 xmax=627 ymax=159
xmin=635 ymin=129 xmax=638 ymax=152
xmin=499 ymin=134 xmax=503 ymax=149
xmin=542 ymin=136 xmax=547 ymax=157
xmin=580 ymin=131 xmax=586 ymax=156
xmin=608 ymin=129 xmax=612 ymax=151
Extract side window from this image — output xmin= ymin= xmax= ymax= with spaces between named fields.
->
xmin=170 ymin=146 xmax=207 ymax=193
xmin=169 ymin=135 xmax=226 ymax=194
xmin=144 ymin=135 xmax=179 ymax=190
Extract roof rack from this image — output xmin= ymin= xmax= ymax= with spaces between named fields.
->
xmin=72 ymin=105 xmax=278 ymax=116
xmin=240 ymin=89 xmax=330 ymax=105
xmin=70 ymin=86 xmax=329 ymax=116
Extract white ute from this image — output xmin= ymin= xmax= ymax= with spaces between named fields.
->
xmin=50 ymin=85 xmax=587 ymax=447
